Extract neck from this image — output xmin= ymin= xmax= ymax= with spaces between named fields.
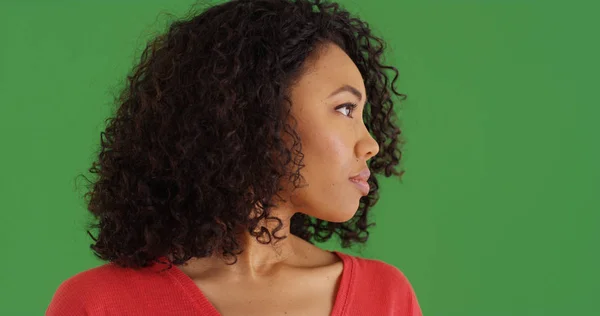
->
xmin=178 ymin=209 xmax=306 ymax=280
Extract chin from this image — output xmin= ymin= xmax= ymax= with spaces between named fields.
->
xmin=297 ymin=193 xmax=362 ymax=223
xmin=318 ymin=207 xmax=359 ymax=223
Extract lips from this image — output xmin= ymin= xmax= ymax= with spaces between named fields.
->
xmin=349 ymin=167 xmax=371 ymax=195
xmin=350 ymin=178 xmax=370 ymax=195
xmin=349 ymin=167 xmax=371 ymax=182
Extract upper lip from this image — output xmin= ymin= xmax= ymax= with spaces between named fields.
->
xmin=349 ymin=167 xmax=371 ymax=182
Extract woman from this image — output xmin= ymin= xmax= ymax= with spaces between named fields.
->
xmin=47 ymin=0 xmax=421 ymax=315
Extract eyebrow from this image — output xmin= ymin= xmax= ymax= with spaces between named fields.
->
xmin=327 ymin=84 xmax=364 ymax=103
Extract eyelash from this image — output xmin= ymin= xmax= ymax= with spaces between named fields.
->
xmin=335 ymin=102 xmax=358 ymax=118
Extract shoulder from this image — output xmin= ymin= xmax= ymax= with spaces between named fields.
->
xmin=50 ymin=262 xmax=136 ymax=295
xmin=46 ymin=263 xmax=121 ymax=314
xmin=342 ymin=252 xmax=413 ymax=287
xmin=335 ymin=251 xmax=423 ymax=315
xmin=46 ymin=262 xmax=165 ymax=315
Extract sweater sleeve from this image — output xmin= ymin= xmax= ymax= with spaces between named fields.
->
xmin=405 ymin=276 xmax=423 ymax=316
xmin=46 ymin=277 xmax=88 ymax=316
xmin=384 ymin=262 xmax=423 ymax=316
xmin=353 ymin=256 xmax=424 ymax=316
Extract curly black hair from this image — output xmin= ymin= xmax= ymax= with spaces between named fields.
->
xmin=80 ymin=0 xmax=407 ymax=269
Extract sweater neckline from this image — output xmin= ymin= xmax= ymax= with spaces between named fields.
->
xmin=156 ymin=250 xmax=354 ymax=316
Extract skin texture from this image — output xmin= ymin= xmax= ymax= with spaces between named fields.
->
xmin=284 ymin=43 xmax=380 ymax=224
xmin=176 ymin=42 xmax=379 ymax=315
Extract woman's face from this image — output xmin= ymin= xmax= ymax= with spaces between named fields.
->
xmin=282 ymin=42 xmax=380 ymax=223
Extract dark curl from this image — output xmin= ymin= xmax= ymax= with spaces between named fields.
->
xmin=81 ymin=0 xmax=407 ymax=269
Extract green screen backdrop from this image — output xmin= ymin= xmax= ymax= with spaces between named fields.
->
xmin=1 ymin=0 xmax=598 ymax=315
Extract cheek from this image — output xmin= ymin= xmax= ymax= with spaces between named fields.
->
xmin=292 ymin=133 xmax=360 ymax=222
xmin=318 ymin=134 xmax=347 ymax=163
xmin=305 ymin=131 xmax=348 ymax=179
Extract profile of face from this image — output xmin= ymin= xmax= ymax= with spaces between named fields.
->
xmin=280 ymin=42 xmax=380 ymax=223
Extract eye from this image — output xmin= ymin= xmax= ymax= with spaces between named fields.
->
xmin=335 ymin=102 xmax=358 ymax=118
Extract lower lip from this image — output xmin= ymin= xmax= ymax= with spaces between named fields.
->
xmin=349 ymin=179 xmax=370 ymax=195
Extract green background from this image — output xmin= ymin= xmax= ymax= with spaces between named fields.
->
xmin=1 ymin=0 xmax=598 ymax=315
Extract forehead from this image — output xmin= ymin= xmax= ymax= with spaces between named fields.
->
xmin=292 ymin=42 xmax=366 ymax=101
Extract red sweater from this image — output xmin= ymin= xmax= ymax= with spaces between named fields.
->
xmin=47 ymin=251 xmax=422 ymax=315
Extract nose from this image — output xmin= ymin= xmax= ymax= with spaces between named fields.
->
xmin=356 ymin=123 xmax=380 ymax=161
